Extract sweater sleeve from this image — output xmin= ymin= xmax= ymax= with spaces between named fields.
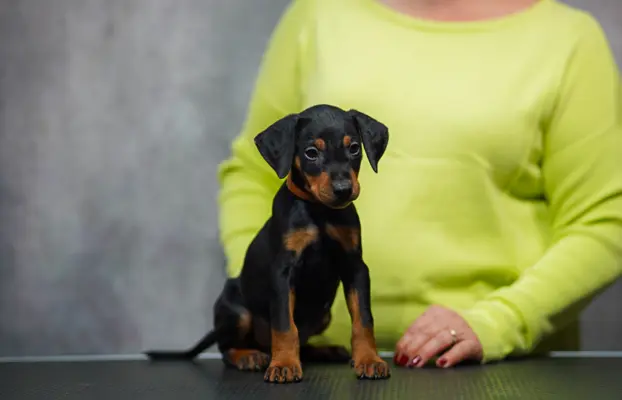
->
xmin=460 ymin=17 xmax=622 ymax=363
xmin=216 ymin=0 xmax=315 ymax=277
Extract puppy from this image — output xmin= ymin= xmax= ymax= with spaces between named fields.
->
xmin=145 ymin=104 xmax=390 ymax=383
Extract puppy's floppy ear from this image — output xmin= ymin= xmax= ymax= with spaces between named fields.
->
xmin=254 ymin=113 xmax=312 ymax=179
xmin=348 ymin=109 xmax=389 ymax=173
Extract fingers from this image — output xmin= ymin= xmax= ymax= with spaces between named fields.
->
xmin=394 ymin=324 xmax=441 ymax=367
xmin=403 ymin=329 xmax=436 ymax=359
xmin=394 ymin=305 xmax=484 ymax=369
xmin=395 ymin=318 xmax=431 ymax=354
xmin=409 ymin=329 xmax=457 ymax=368
xmin=436 ymin=340 xmax=479 ymax=368
xmin=395 ymin=334 xmax=411 ymax=355
xmin=395 ymin=308 xmax=441 ymax=358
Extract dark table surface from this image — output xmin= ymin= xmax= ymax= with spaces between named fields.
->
xmin=1 ymin=354 xmax=620 ymax=400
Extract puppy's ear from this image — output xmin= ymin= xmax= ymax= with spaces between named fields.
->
xmin=254 ymin=114 xmax=312 ymax=179
xmin=348 ymin=109 xmax=389 ymax=173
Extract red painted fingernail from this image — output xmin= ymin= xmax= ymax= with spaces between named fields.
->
xmin=438 ymin=358 xmax=447 ymax=367
xmin=394 ymin=354 xmax=409 ymax=366
xmin=408 ymin=356 xmax=421 ymax=368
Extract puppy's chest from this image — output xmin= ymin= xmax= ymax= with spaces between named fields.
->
xmin=293 ymin=236 xmax=342 ymax=302
xmin=293 ymin=225 xmax=345 ymax=272
xmin=299 ymin=233 xmax=340 ymax=269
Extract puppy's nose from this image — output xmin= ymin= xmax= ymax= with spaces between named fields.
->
xmin=332 ymin=180 xmax=353 ymax=200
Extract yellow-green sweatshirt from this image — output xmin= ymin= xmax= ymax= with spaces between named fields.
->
xmin=217 ymin=0 xmax=622 ymax=363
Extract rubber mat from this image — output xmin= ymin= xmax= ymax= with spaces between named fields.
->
xmin=0 ymin=357 xmax=619 ymax=400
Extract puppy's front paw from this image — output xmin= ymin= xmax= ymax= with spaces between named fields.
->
xmin=263 ymin=359 xmax=303 ymax=383
xmin=352 ymin=356 xmax=391 ymax=380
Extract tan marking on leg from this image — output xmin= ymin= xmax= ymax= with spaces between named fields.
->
xmin=346 ymin=289 xmax=390 ymax=379
xmin=265 ymin=290 xmax=302 ymax=383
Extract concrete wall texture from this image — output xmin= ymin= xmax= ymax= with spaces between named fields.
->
xmin=0 ymin=0 xmax=620 ymax=357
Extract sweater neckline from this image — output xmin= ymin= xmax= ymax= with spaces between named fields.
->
xmin=360 ymin=0 xmax=555 ymax=32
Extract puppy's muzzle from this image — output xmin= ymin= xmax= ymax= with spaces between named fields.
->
xmin=332 ymin=180 xmax=353 ymax=202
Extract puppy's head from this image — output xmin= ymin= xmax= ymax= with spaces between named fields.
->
xmin=254 ymin=104 xmax=389 ymax=208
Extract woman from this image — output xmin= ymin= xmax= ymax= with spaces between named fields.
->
xmin=216 ymin=0 xmax=622 ymax=369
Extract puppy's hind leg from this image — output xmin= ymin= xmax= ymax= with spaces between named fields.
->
xmin=218 ymin=308 xmax=271 ymax=372
xmin=223 ymin=349 xmax=271 ymax=371
xmin=215 ymin=279 xmax=271 ymax=372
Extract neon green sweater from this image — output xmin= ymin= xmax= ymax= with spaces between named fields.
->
xmin=217 ymin=0 xmax=622 ymax=363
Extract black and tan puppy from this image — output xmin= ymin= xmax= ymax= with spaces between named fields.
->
xmin=145 ymin=104 xmax=390 ymax=383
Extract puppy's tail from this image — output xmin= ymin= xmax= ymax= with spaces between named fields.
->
xmin=144 ymin=329 xmax=220 ymax=361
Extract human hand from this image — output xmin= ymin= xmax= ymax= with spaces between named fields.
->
xmin=393 ymin=305 xmax=483 ymax=368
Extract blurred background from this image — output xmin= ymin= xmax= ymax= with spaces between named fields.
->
xmin=0 ymin=0 xmax=620 ymax=357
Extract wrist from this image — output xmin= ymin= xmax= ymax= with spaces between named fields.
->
xmin=458 ymin=299 xmax=531 ymax=363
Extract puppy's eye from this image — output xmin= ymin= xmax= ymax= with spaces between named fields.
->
xmin=304 ymin=147 xmax=319 ymax=160
xmin=349 ymin=142 xmax=361 ymax=156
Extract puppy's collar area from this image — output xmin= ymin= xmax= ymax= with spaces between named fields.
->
xmin=286 ymin=174 xmax=315 ymax=202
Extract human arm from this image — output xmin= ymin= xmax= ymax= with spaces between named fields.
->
xmin=460 ymin=17 xmax=622 ymax=363
xmin=463 ymin=16 xmax=622 ymax=362
xmin=395 ymin=16 xmax=622 ymax=366
xmin=216 ymin=0 xmax=316 ymax=276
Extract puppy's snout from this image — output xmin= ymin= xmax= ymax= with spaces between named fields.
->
xmin=332 ymin=179 xmax=353 ymax=200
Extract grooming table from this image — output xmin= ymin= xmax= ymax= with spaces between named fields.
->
xmin=1 ymin=352 xmax=620 ymax=399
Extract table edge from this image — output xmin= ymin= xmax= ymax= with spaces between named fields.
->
xmin=0 ymin=350 xmax=620 ymax=363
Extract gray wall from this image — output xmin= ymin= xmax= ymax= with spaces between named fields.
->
xmin=0 ymin=0 xmax=619 ymax=357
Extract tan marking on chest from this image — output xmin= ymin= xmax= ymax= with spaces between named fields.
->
xmin=325 ymin=224 xmax=360 ymax=252
xmin=284 ymin=226 xmax=319 ymax=256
